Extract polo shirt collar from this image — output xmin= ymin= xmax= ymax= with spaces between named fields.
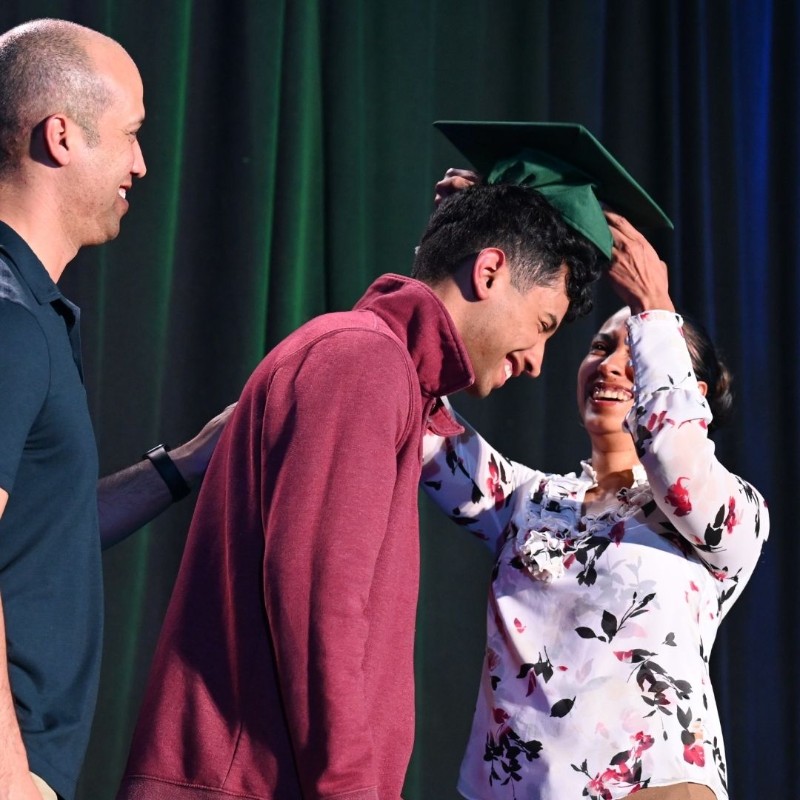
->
xmin=0 ymin=220 xmax=84 ymax=379
xmin=0 ymin=220 xmax=62 ymax=305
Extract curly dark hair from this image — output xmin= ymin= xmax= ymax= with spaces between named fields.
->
xmin=412 ymin=183 xmax=606 ymax=322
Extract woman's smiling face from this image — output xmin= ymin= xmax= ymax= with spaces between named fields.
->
xmin=576 ymin=307 xmax=635 ymax=437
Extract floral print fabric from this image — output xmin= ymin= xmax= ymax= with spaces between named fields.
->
xmin=421 ymin=311 xmax=768 ymax=800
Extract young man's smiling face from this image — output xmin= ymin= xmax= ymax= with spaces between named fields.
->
xmin=461 ymin=254 xmax=570 ymax=398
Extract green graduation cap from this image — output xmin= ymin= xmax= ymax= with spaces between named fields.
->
xmin=434 ymin=120 xmax=673 ymax=259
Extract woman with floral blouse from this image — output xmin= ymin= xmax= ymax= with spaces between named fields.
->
xmin=421 ymin=212 xmax=768 ymax=800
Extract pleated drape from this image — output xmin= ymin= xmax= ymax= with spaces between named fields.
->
xmin=0 ymin=1 xmax=794 ymax=797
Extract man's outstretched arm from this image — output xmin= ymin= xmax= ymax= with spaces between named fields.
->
xmin=98 ymin=404 xmax=235 ymax=549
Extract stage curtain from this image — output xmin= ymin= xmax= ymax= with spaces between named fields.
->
xmin=0 ymin=1 xmax=794 ymax=797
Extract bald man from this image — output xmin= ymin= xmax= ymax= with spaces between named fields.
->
xmin=0 ymin=19 xmax=225 ymax=800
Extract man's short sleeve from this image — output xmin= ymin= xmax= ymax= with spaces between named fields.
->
xmin=0 ymin=301 xmax=49 ymax=493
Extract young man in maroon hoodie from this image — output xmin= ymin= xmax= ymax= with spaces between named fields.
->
xmin=117 ymin=182 xmax=602 ymax=800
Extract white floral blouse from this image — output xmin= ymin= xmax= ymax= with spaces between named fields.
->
xmin=421 ymin=311 xmax=769 ymax=800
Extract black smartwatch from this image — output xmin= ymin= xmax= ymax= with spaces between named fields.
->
xmin=143 ymin=444 xmax=191 ymax=502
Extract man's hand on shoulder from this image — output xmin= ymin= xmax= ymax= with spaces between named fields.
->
xmin=168 ymin=403 xmax=237 ymax=488
xmin=98 ymin=403 xmax=237 ymax=548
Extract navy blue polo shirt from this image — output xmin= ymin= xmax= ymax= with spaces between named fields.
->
xmin=0 ymin=221 xmax=102 ymax=800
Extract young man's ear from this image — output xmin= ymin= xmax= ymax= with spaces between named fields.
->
xmin=471 ymin=247 xmax=507 ymax=300
xmin=39 ymin=114 xmax=73 ymax=166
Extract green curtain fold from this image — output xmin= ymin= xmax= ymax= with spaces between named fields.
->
xmin=0 ymin=1 xmax=794 ymax=797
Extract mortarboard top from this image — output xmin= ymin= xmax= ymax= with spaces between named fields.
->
xmin=434 ymin=120 xmax=673 ymax=259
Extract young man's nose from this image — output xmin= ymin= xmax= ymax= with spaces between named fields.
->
xmin=522 ymin=341 xmax=546 ymax=378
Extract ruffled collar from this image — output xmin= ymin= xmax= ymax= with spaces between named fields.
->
xmin=578 ymin=459 xmax=649 ymax=490
xmin=514 ymin=461 xmax=652 ymax=583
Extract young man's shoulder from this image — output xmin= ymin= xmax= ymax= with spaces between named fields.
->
xmin=267 ymin=307 xmax=408 ymax=369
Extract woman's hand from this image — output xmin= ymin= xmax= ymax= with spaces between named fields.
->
xmin=604 ymin=211 xmax=675 ymax=315
xmin=433 ymin=167 xmax=481 ymax=206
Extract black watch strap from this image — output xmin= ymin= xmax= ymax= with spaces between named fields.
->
xmin=143 ymin=444 xmax=191 ymax=502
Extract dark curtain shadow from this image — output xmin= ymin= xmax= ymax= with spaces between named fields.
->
xmin=0 ymin=1 xmax=793 ymax=797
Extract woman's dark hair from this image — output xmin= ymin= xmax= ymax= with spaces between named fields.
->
xmin=681 ymin=314 xmax=734 ymax=432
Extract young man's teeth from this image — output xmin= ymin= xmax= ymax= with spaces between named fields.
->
xmin=504 ymin=363 xmax=513 ymax=379
xmin=118 ymin=188 xmax=127 ymax=199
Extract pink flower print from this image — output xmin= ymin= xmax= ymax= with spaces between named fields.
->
xmin=610 ymin=520 xmax=626 ymax=546
xmin=646 ymin=410 xmax=673 ymax=432
xmin=486 ymin=647 xmax=500 ymax=672
xmin=614 ymin=650 xmax=634 ymax=662
xmin=621 ymin=707 xmax=644 ymax=733
xmin=647 ymin=411 xmax=663 ymax=430
xmin=613 ymin=761 xmax=632 ymax=783
xmin=486 ymin=457 xmax=505 ymax=511
xmin=587 ymin=774 xmax=613 ymax=800
xmin=492 ymin=707 xmax=509 ymax=724
xmin=514 ymin=618 xmax=526 ymax=633
xmin=491 ymin=706 xmax=511 ymax=739
xmin=664 ymin=477 xmax=692 ymax=516
xmin=618 ymin=621 xmax=647 ymax=639
xmin=631 ymin=732 xmax=654 ymax=758
xmin=683 ymin=742 xmax=705 ymax=766
xmin=724 ymin=496 xmax=739 ymax=533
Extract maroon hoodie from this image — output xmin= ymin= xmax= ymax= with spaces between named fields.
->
xmin=118 ymin=275 xmax=473 ymax=800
